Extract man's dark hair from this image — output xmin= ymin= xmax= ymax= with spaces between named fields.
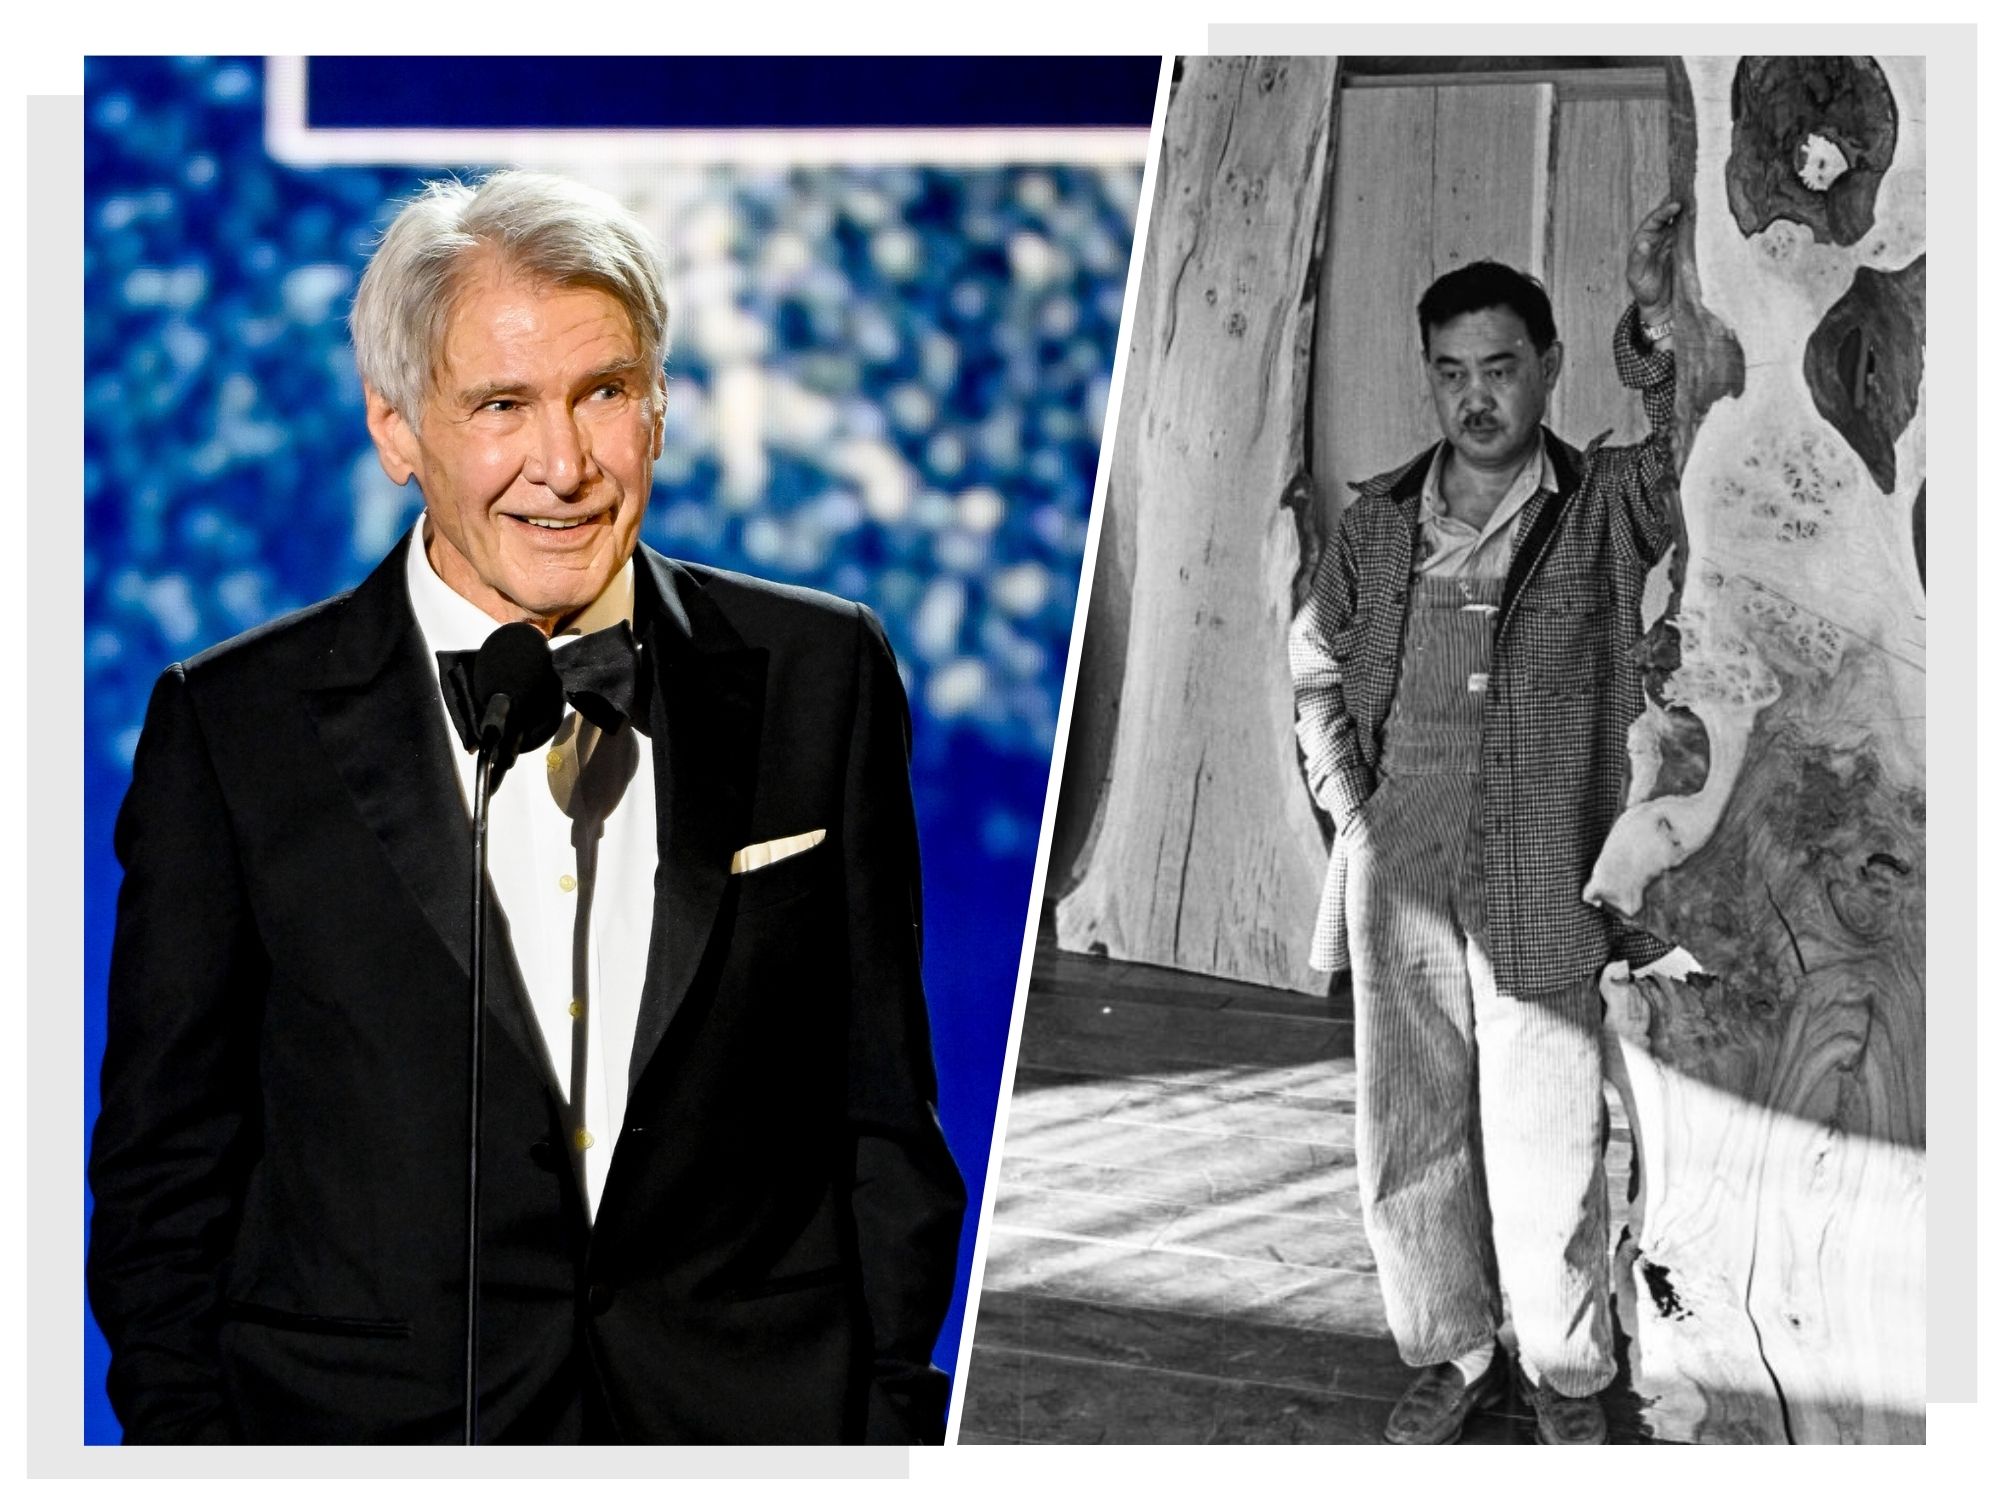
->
xmin=1417 ymin=261 xmax=1558 ymax=354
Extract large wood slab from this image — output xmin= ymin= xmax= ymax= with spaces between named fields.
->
xmin=1055 ymin=57 xmax=1338 ymax=993
xmin=1586 ymin=55 xmax=1927 ymax=1445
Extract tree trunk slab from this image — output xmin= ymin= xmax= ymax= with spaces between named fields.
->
xmin=1588 ymin=55 xmax=1926 ymax=1445
xmin=1056 ymin=57 xmax=1337 ymax=994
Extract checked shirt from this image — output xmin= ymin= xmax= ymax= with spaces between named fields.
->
xmin=1289 ymin=304 xmax=1677 ymax=992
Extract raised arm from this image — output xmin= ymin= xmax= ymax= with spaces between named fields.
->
xmin=1608 ymin=196 xmax=1685 ymax=565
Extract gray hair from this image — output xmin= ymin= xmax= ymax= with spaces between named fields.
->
xmin=349 ymin=170 xmax=672 ymax=426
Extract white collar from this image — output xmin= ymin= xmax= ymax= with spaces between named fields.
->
xmin=404 ymin=519 xmax=637 ymax=656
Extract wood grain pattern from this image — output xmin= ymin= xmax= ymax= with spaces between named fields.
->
xmin=1587 ymin=54 xmax=1926 ymax=1445
xmin=1313 ymin=86 xmax=1437 ymax=536
xmin=1047 ymin=493 xmax=1133 ymax=899
xmin=1433 ymin=84 xmax=1551 ymax=278
xmin=1549 ymin=94 xmax=1672 ymax=446
xmin=1055 ymin=57 xmax=1338 ymax=993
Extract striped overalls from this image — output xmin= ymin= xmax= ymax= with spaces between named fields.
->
xmin=1345 ymin=573 xmax=1614 ymax=1396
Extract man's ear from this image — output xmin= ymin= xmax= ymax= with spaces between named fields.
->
xmin=1541 ymin=340 xmax=1565 ymax=390
xmin=650 ymin=374 xmax=668 ymax=463
xmin=363 ymin=384 xmax=421 ymax=486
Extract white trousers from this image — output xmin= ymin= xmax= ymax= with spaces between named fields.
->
xmin=1346 ymin=762 xmax=1615 ymax=1398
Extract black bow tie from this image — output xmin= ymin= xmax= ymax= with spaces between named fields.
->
xmin=438 ymin=620 xmax=652 ymax=754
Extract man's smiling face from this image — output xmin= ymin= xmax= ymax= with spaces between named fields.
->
xmin=367 ymin=259 xmax=665 ymax=633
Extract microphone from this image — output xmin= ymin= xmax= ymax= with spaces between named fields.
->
xmin=457 ymin=621 xmax=561 ymax=1446
xmin=467 ymin=622 xmax=565 ymax=775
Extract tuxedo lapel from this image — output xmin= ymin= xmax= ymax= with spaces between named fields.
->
xmin=626 ymin=548 xmax=767 ymax=1094
xmin=301 ymin=531 xmax=560 ymax=1099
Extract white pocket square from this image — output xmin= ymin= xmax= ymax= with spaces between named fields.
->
xmin=729 ymin=829 xmax=826 ymax=875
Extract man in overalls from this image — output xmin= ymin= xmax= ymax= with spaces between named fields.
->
xmin=1288 ymin=201 xmax=1681 ymax=1445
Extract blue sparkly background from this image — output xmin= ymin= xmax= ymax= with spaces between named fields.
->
xmin=84 ymin=55 xmax=1147 ymax=1442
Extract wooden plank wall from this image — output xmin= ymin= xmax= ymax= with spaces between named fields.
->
xmin=1549 ymin=91 xmax=1672 ymax=449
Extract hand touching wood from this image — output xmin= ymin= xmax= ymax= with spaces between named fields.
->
xmin=1626 ymin=197 xmax=1682 ymax=326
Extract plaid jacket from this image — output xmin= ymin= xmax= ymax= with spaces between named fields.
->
xmin=1289 ymin=305 xmax=1675 ymax=990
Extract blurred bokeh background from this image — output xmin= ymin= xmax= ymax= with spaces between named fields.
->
xmin=83 ymin=54 xmax=1154 ymax=1442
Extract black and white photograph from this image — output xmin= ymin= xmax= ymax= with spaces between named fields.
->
xmin=959 ymin=52 xmax=1927 ymax=1446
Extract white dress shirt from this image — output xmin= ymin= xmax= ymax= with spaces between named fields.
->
xmin=1415 ymin=436 xmax=1554 ymax=580
xmin=404 ymin=525 xmax=658 ymax=1220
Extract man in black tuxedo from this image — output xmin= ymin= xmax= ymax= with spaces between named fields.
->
xmin=87 ymin=171 xmax=965 ymax=1444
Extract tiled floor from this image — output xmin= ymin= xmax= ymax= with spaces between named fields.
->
xmin=958 ymin=930 xmax=1657 ymax=1445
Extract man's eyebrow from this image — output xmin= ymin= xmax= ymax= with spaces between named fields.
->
xmin=577 ymin=358 xmax=650 ymax=387
xmin=453 ymin=360 xmax=649 ymax=409
xmin=455 ymin=378 xmax=529 ymax=409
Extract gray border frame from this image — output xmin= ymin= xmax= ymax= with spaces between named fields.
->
xmin=32 ymin=90 xmax=88 ymax=1470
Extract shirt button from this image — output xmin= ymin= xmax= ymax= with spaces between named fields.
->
xmin=558 ymin=873 xmax=577 ymax=893
xmin=574 ymin=1128 xmax=594 ymax=1151
xmin=546 ymin=749 xmax=565 ymax=772
xmin=569 ymin=998 xmax=586 ymax=1020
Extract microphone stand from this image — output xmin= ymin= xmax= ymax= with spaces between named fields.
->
xmin=464 ymin=698 xmax=512 ymax=1447
xmin=444 ymin=623 xmax=558 ymax=1446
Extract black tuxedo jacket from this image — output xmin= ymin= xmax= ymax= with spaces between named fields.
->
xmin=87 ymin=535 xmax=966 ymax=1444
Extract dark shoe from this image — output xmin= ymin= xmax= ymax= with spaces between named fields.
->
xmin=1527 ymin=1379 xmax=1607 ymax=1445
xmin=1384 ymin=1348 xmax=1508 ymax=1445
